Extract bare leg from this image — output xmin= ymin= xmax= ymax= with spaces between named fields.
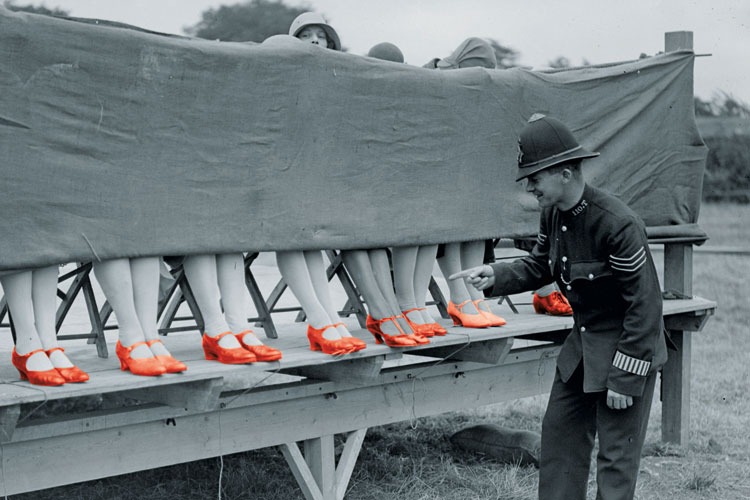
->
xmin=437 ymin=243 xmax=480 ymax=314
xmin=304 ymin=250 xmax=351 ymax=337
xmin=276 ymin=250 xmax=341 ymax=339
xmin=129 ymin=256 xmax=179 ymax=358
xmin=1 ymin=271 xmax=54 ymax=371
xmin=183 ymin=254 xmax=241 ymax=348
xmin=392 ymin=245 xmax=427 ymax=325
xmin=94 ymin=259 xmax=154 ymax=358
xmin=217 ymin=253 xmax=263 ymax=346
xmin=461 ymin=240 xmax=486 ymax=302
xmin=30 ymin=266 xmax=75 ymax=368
xmin=414 ymin=244 xmax=439 ymax=324
xmin=369 ymin=249 xmax=413 ymax=333
xmin=341 ymin=250 xmax=392 ymax=319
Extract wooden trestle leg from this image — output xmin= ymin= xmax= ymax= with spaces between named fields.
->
xmin=281 ymin=429 xmax=368 ymax=500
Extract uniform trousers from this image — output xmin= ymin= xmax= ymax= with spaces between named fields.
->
xmin=538 ymin=362 xmax=657 ymax=500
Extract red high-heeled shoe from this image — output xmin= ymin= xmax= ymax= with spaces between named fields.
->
xmin=366 ymin=315 xmax=429 ymax=347
xmin=473 ymin=299 xmax=507 ymax=326
xmin=307 ymin=324 xmax=355 ymax=355
xmin=146 ymin=339 xmax=187 ymax=373
xmin=11 ymin=348 xmax=66 ymax=386
xmin=234 ymin=330 xmax=283 ymax=361
xmin=45 ymin=347 xmax=89 ymax=383
xmin=331 ymin=323 xmax=367 ymax=352
xmin=402 ymin=308 xmax=437 ymax=337
xmin=116 ymin=341 xmax=167 ymax=376
xmin=202 ymin=332 xmax=257 ymax=364
xmin=447 ymin=300 xmax=493 ymax=328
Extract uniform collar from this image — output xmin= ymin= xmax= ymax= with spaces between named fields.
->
xmin=562 ymin=184 xmax=591 ymax=217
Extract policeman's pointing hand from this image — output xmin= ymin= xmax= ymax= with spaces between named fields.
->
xmin=448 ymin=265 xmax=495 ymax=291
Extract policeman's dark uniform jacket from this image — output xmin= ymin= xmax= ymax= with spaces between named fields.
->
xmin=489 ymin=115 xmax=668 ymax=500
xmin=489 ymin=183 xmax=668 ymax=396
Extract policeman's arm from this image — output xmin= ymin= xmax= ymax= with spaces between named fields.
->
xmin=605 ymin=216 xmax=663 ymax=397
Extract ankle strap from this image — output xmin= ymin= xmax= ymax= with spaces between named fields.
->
xmin=46 ymin=346 xmax=65 ymax=355
xmin=145 ymin=339 xmax=163 ymax=347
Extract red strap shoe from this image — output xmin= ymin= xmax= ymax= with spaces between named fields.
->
xmin=533 ymin=291 xmax=573 ymax=316
xmin=116 ymin=341 xmax=167 ymax=376
xmin=45 ymin=347 xmax=89 ymax=383
xmin=146 ymin=339 xmax=187 ymax=373
xmin=11 ymin=348 xmax=66 ymax=386
xmin=447 ymin=300 xmax=493 ymax=328
xmin=202 ymin=332 xmax=257 ymax=364
xmin=366 ymin=315 xmax=429 ymax=347
xmin=307 ymin=324 xmax=355 ymax=355
xmin=402 ymin=308 xmax=437 ymax=337
xmin=473 ymin=299 xmax=507 ymax=326
xmin=234 ymin=330 xmax=283 ymax=361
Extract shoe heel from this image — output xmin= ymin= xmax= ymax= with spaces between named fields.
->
xmin=17 ymin=369 xmax=28 ymax=381
xmin=204 ymin=351 xmax=218 ymax=361
xmin=309 ymin=340 xmax=322 ymax=351
xmin=119 ymin=359 xmax=128 ymax=371
xmin=449 ymin=313 xmax=462 ymax=326
xmin=373 ymin=333 xmax=384 ymax=345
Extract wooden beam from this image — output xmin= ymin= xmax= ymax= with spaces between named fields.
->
xmin=279 ymin=441 xmax=324 ymax=500
xmin=665 ymin=31 xmax=694 ymax=52
xmin=304 ymin=435 xmax=335 ymax=499
xmin=408 ymin=337 xmax=514 ymax=364
xmin=0 ymin=404 xmax=20 ymax=442
xmin=334 ymin=429 xmax=367 ymax=500
xmin=661 ymin=242 xmax=693 ymax=445
xmin=283 ymin=355 xmax=386 ymax=383
xmin=664 ymin=312 xmax=711 ymax=332
xmin=125 ymin=377 xmax=223 ymax=411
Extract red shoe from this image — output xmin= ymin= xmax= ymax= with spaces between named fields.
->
xmin=330 ymin=324 xmax=368 ymax=353
xmin=474 ymin=299 xmax=507 ymax=326
xmin=46 ymin=347 xmax=89 ymax=382
xmin=116 ymin=341 xmax=167 ymax=376
xmin=366 ymin=315 xmax=429 ymax=347
xmin=146 ymin=339 xmax=187 ymax=373
xmin=402 ymin=308 xmax=437 ymax=337
xmin=307 ymin=324 xmax=355 ymax=355
xmin=234 ymin=330 xmax=283 ymax=361
xmin=533 ymin=291 xmax=573 ymax=316
xmin=202 ymin=332 xmax=257 ymax=364
xmin=11 ymin=348 xmax=66 ymax=386
xmin=447 ymin=300 xmax=493 ymax=328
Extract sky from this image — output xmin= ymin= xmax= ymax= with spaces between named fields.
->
xmin=14 ymin=0 xmax=750 ymax=103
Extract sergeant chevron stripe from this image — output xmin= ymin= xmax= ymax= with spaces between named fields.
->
xmin=609 ymin=246 xmax=646 ymax=272
xmin=537 ymin=233 xmax=547 ymax=246
xmin=612 ymin=350 xmax=651 ymax=376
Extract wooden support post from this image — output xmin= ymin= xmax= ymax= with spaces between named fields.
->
xmin=281 ymin=429 xmax=368 ymax=500
xmin=0 ymin=404 xmax=20 ymax=443
xmin=661 ymin=243 xmax=693 ymax=445
xmin=660 ymin=31 xmax=695 ymax=446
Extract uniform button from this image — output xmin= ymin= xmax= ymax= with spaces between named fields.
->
xmin=566 ymin=285 xmax=572 ymax=291
xmin=588 ymin=273 xmax=594 ymax=279
xmin=580 ymin=326 xmax=586 ymax=332
xmin=548 ymin=259 xmax=552 ymax=265
xmin=562 ymin=256 xmax=568 ymax=262
xmin=561 ymin=225 xmax=567 ymax=232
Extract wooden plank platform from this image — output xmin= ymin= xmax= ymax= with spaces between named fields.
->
xmin=0 ymin=296 xmax=715 ymax=497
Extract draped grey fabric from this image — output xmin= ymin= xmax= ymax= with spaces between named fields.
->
xmin=0 ymin=8 xmax=706 ymax=272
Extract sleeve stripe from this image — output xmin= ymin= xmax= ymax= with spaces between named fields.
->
xmin=537 ymin=233 xmax=547 ymax=245
xmin=610 ymin=252 xmax=647 ymax=272
xmin=609 ymin=246 xmax=645 ymax=263
xmin=613 ymin=351 xmax=651 ymax=376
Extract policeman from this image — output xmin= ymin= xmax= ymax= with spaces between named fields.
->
xmin=451 ymin=114 xmax=668 ymax=500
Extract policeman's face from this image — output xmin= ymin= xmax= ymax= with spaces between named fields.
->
xmin=525 ymin=167 xmax=567 ymax=209
xmin=297 ymin=26 xmax=328 ymax=47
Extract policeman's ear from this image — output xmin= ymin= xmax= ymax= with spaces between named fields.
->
xmin=559 ymin=167 xmax=573 ymax=183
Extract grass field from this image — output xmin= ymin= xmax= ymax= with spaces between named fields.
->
xmin=13 ymin=202 xmax=750 ymax=500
